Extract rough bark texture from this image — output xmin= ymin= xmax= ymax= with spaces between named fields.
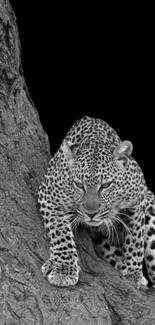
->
xmin=0 ymin=1 xmax=155 ymax=324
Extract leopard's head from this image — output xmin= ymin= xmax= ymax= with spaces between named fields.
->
xmin=62 ymin=139 xmax=140 ymax=229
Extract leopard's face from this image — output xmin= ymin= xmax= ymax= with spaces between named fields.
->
xmin=67 ymin=141 xmax=141 ymax=228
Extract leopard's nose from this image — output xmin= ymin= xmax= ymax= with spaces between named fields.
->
xmin=82 ymin=200 xmax=101 ymax=215
xmin=82 ymin=191 xmax=101 ymax=215
xmin=87 ymin=212 xmax=97 ymax=219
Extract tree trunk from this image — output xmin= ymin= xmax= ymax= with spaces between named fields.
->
xmin=0 ymin=1 xmax=155 ymax=324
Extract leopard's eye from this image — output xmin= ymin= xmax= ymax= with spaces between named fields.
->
xmin=73 ymin=180 xmax=84 ymax=189
xmin=100 ymin=181 xmax=112 ymax=191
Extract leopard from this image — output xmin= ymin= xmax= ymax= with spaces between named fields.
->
xmin=38 ymin=116 xmax=155 ymax=287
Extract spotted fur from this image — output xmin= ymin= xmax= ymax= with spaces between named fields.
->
xmin=38 ymin=116 xmax=155 ymax=287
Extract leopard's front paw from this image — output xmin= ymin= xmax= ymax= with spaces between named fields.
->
xmin=117 ymin=264 xmax=148 ymax=288
xmin=130 ymin=273 xmax=148 ymax=288
xmin=42 ymin=260 xmax=80 ymax=287
xmin=48 ymin=269 xmax=79 ymax=287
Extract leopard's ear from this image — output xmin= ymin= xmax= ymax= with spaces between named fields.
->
xmin=61 ymin=139 xmax=75 ymax=168
xmin=113 ymin=141 xmax=133 ymax=170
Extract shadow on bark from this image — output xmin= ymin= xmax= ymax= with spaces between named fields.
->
xmin=0 ymin=1 xmax=155 ymax=324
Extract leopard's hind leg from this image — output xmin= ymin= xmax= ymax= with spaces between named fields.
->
xmin=144 ymin=190 xmax=155 ymax=285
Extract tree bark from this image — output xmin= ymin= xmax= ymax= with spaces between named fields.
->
xmin=0 ymin=1 xmax=155 ymax=324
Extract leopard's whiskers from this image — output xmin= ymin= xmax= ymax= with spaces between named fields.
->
xmin=112 ymin=220 xmax=120 ymax=247
xmin=114 ymin=215 xmax=131 ymax=236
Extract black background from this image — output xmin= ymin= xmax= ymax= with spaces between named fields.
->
xmin=10 ymin=1 xmax=154 ymax=192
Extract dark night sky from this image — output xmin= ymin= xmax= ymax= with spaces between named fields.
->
xmin=10 ymin=1 xmax=154 ymax=191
